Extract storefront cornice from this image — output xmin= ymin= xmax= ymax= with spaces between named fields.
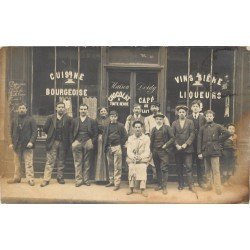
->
xmin=104 ymin=63 xmax=163 ymax=71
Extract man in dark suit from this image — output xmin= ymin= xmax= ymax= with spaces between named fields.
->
xmin=40 ymin=102 xmax=72 ymax=187
xmin=172 ymin=105 xmax=196 ymax=193
xmin=197 ymin=110 xmax=231 ymax=195
xmin=71 ymin=104 xmax=98 ymax=187
xmin=150 ymin=113 xmax=175 ymax=195
xmin=8 ymin=103 xmax=37 ymax=186
xmin=187 ymin=100 xmax=206 ymax=187
xmin=103 ymin=110 xmax=128 ymax=191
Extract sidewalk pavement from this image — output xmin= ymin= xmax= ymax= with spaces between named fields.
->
xmin=0 ymin=178 xmax=248 ymax=204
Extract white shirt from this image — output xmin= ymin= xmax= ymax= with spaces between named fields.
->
xmin=192 ymin=113 xmax=199 ymax=119
xmin=57 ymin=114 xmax=63 ymax=120
xmin=80 ymin=116 xmax=87 ymax=122
xmin=155 ymin=124 xmax=163 ymax=130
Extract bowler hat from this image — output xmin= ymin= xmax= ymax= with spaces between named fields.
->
xmin=109 ymin=110 xmax=118 ymax=116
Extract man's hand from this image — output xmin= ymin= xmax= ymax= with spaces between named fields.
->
xmin=162 ymin=144 xmax=167 ymax=149
xmin=176 ymin=144 xmax=182 ymax=151
xmin=198 ymin=154 xmax=203 ymax=159
xmin=181 ymin=143 xmax=187 ymax=149
xmin=27 ymin=142 xmax=33 ymax=148
xmin=9 ymin=144 xmax=14 ymax=149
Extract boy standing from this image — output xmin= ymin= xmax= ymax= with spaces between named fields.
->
xmin=172 ymin=105 xmax=196 ymax=193
xmin=150 ymin=113 xmax=175 ymax=194
xmin=221 ymin=124 xmax=237 ymax=186
xmin=187 ymin=100 xmax=206 ymax=187
xmin=197 ymin=110 xmax=231 ymax=195
xmin=103 ymin=111 xmax=128 ymax=191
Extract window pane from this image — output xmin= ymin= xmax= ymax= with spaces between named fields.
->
xmin=108 ymin=47 xmax=159 ymax=64
xmin=108 ymin=71 xmax=131 ymax=124
xmin=212 ymin=48 xmax=235 ymax=124
xmin=136 ymin=72 xmax=158 ymax=116
xmin=166 ymin=47 xmax=189 ymax=122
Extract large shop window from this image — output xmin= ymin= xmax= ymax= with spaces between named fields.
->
xmin=166 ymin=47 xmax=235 ymax=125
xmin=33 ymin=47 xmax=101 ymax=138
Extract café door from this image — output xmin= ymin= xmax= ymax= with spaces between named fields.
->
xmin=107 ymin=70 xmax=159 ymax=124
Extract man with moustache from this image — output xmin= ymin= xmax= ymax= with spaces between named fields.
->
xmin=8 ymin=103 xmax=37 ymax=186
xmin=71 ymin=104 xmax=98 ymax=187
xmin=125 ymin=103 xmax=145 ymax=136
xmin=187 ymin=100 xmax=206 ymax=187
xmin=40 ymin=101 xmax=72 ymax=187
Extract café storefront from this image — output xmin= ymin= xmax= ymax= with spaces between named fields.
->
xmin=1 ymin=46 xmax=249 ymax=180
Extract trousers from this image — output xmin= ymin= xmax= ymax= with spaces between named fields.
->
xmin=14 ymin=148 xmax=34 ymax=181
xmin=204 ymin=156 xmax=221 ymax=190
xmin=152 ymin=148 xmax=169 ymax=188
xmin=106 ymin=145 xmax=122 ymax=187
xmin=43 ymin=140 xmax=66 ymax=181
xmin=175 ymin=152 xmax=193 ymax=187
xmin=72 ymin=140 xmax=92 ymax=183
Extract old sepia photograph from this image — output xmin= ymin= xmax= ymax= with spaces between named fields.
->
xmin=0 ymin=46 xmax=249 ymax=204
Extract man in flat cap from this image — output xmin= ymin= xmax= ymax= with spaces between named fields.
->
xmin=126 ymin=120 xmax=151 ymax=197
xmin=197 ymin=110 xmax=231 ymax=195
xmin=150 ymin=113 xmax=175 ymax=194
xmin=103 ymin=110 xmax=128 ymax=191
xmin=144 ymin=101 xmax=170 ymax=136
xmin=172 ymin=105 xmax=196 ymax=193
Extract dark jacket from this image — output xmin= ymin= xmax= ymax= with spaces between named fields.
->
xmin=197 ymin=122 xmax=231 ymax=157
xmin=43 ymin=114 xmax=72 ymax=151
xmin=103 ymin=122 xmax=128 ymax=153
xmin=11 ymin=115 xmax=37 ymax=151
xmin=71 ymin=116 xmax=98 ymax=145
xmin=150 ymin=125 xmax=175 ymax=151
xmin=172 ymin=118 xmax=195 ymax=153
xmin=187 ymin=113 xmax=206 ymax=137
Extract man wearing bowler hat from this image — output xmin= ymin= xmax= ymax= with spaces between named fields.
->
xmin=103 ymin=110 xmax=128 ymax=191
xmin=172 ymin=105 xmax=196 ymax=193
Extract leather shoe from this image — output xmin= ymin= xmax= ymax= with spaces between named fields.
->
xmin=141 ymin=190 xmax=148 ymax=197
xmin=28 ymin=180 xmax=35 ymax=186
xmin=113 ymin=186 xmax=120 ymax=191
xmin=178 ymin=185 xmax=184 ymax=190
xmin=7 ymin=178 xmax=21 ymax=184
xmin=154 ymin=186 xmax=163 ymax=191
xmin=162 ymin=187 xmax=168 ymax=195
xmin=126 ymin=189 xmax=133 ymax=195
xmin=84 ymin=181 xmax=91 ymax=186
xmin=105 ymin=182 xmax=114 ymax=187
xmin=216 ymin=189 xmax=222 ymax=195
xmin=57 ymin=178 xmax=65 ymax=184
xmin=75 ymin=181 xmax=84 ymax=187
xmin=40 ymin=180 xmax=49 ymax=187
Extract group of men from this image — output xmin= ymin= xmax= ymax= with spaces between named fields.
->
xmin=8 ymin=99 xmax=235 ymax=197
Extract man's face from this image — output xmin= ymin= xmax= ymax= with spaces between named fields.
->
xmin=134 ymin=124 xmax=142 ymax=136
xmin=18 ymin=105 xmax=27 ymax=115
xmin=150 ymin=105 xmax=159 ymax=114
xmin=79 ymin=105 xmax=88 ymax=116
xmin=228 ymin=125 xmax=235 ymax=134
xmin=178 ymin=109 xmax=186 ymax=119
xmin=133 ymin=106 xmax=141 ymax=115
xmin=110 ymin=114 xmax=118 ymax=123
xmin=205 ymin=113 xmax=214 ymax=123
xmin=155 ymin=117 xmax=163 ymax=126
xmin=100 ymin=108 xmax=108 ymax=117
xmin=191 ymin=104 xmax=200 ymax=114
xmin=56 ymin=104 xmax=65 ymax=115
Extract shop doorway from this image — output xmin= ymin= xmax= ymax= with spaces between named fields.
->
xmin=107 ymin=70 xmax=159 ymax=123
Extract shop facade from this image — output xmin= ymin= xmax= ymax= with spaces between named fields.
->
xmin=1 ymin=46 xmax=249 ymax=180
